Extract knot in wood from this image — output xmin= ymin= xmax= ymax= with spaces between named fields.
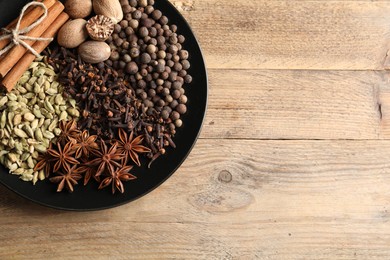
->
xmin=218 ymin=170 xmax=232 ymax=183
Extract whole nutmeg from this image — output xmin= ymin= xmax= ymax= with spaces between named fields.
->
xmin=86 ymin=15 xmax=115 ymax=41
xmin=57 ymin=19 xmax=88 ymax=48
xmin=65 ymin=0 xmax=92 ymax=19
xmin=93 ymin=0 xmax=123 ymax=24
xmin=78 ymin=41 xmax=111 ymax=64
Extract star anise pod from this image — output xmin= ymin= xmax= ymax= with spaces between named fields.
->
xmin=117 ymin=128 xmax=151 ymax=166
xmin=50 ymin=165 xmax=82 ymax=193
xmin=98 ymin=165 xmax=136 ymax=194
xmin=34 ymin=143 xmax=53 ymax=177
xmin=47 ymin=141 xmax=80 ymax=172
xmin=71 ymin=130 xmax=99 ymax=159
xmin=87 ymin=141 xmax=124 ymax=176
xmin=75 ymin=159 xmax=100 ymax=186
xmin=57 ymin=120 xmax=80 ymax=146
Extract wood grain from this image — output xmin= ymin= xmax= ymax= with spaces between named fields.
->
xmin=182 ymin=0 xmax=390 ymax=70
xmin=202 ymin=69 xmax=390 ymax=139
xmin=0 ymin=139 xmax=390 ymax=259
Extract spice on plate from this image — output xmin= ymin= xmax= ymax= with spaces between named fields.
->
xmin=0 ymin=58 xmax=78 ymax=184
xmin=57 ymin=18 xmax=89 ymax=48
xmin=38 ymin=123 xmax=138 ymax=194
xmin=86 ymin=15 xmax=115 ymax=41
xmin=64 ymin=0 xmax=92 ymax=19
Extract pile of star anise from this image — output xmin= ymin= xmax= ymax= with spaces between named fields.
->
xmin=34 ymin=120 xmax=151 ymax=194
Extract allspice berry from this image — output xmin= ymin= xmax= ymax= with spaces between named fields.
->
xmin=65 ymin=0 xmax=92 ymax=19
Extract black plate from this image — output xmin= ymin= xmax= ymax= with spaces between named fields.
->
xmin=0 ymin=0 xmax=208 ymax=210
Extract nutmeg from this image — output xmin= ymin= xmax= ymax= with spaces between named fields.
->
xmin=93 ymin=0 xmax=123 ymax=24
xmin=65 ymin=0 xmax=92 ymax=19
xmin=57 ymin=19 xmax=88 ymax=48
xmin=86 ymin=15 xmax=115 ymax=41
xmin=78 ymin=41 xmax=111 ymax=64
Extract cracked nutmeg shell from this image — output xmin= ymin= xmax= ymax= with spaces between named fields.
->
xmin=86 ymin=15 xmax=115 ymax=41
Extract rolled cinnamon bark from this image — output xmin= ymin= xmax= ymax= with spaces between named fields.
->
xmin=0 ymin=0 xmax=56 ymax=51
xmin=1 ymin=12 xmax=69 ymax=92
xmin=0 ymin=1 xmax=64 ymax=79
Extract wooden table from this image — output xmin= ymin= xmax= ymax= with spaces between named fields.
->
xmin=1 ymin=0 xmax=390 ymax=259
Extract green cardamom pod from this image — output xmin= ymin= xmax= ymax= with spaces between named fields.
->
xmin=14 ymin=128 xmax=28 ymax=138
xmin=0 ymin=96 xmax=8 ymax=107
xmin=0 ymin=112 xmax=6 ymax=129
xmin=43 ymin=130 xmax=55 ymax=139
xmin=35 ymin=128 xmax=44 ymax=142
xmin=13 ymin=114 xmax=22 ymax=126
xmin=23 ymin=113 xmax=35 ymax=122
xmin=44 ymin=99 xmax=55 ymax=113
xmin=23 ymin=125 xmax=34 ymax=138
xmin=34 ymin=144 xmax=46 ymax=153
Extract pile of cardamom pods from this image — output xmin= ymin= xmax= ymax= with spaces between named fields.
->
xmin=0 ymin=57 xmax=79 ymax=184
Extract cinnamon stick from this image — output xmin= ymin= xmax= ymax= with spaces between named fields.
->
xmin=0 ymin=0 xmax=56 ymax=51
xmin=0 ymin=1 xmax=64 ymax=79
xmin=1 ymin=12 xmax=69 ymax=92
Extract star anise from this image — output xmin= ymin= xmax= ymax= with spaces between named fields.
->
xmin=34 ymin=143 xmax=53 ymax=177
xmin=57 ymin=120 xmax=80 ymax=146
xmin=75 ymin=159 xmax=100 ymax=186
xmin=117 ymin=128 xmax=151 ymax=166
xmin=71 ymin=130 xmax=99 ymax=159
xmin=98 ymin=165 xmax=136 ymax=194
xmin=47 ymin=141 xmax=80 ymax=172
xmin=87 ymin=141 xmax=124 ymax=176
xmin=50 ymin=165 xmax=82 ymax=193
